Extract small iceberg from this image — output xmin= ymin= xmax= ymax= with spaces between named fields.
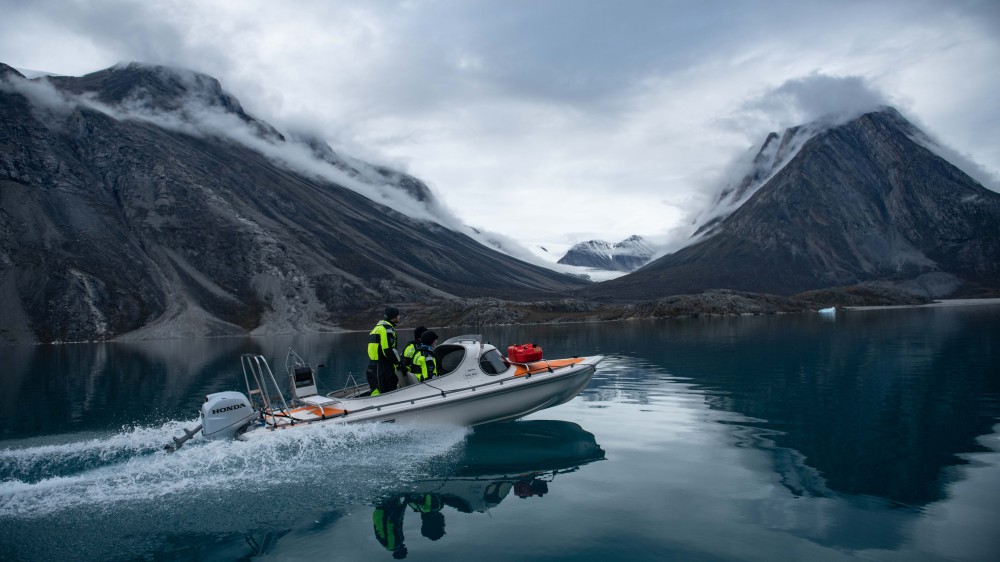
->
xmin=818 ymin=307 xmax=836 ymax=315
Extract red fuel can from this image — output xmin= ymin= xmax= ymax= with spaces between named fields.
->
xmin=508 ymin=343 xmax=543 ymax=363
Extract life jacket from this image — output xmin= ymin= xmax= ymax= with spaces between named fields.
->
xmin=401 ymin=340 xmax=420 ymax=373
xmin=408 ymin=493 xmax=444 ymax=513
xmin=367 ymin=320 xmax=398 ymax=362
xmin=373 ymin=501 xmax=406 ymax=551
xmin=412 ymin=345 xmax=438 ymax=381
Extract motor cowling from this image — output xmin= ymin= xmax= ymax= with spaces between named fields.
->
xmin=201 ymin=391 xmax=255 ymax=440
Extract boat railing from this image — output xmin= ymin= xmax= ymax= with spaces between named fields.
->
xmin=284 ymin=348 xmax=308 ymax=374
xmin=335 ymin=372 xmax=367 ymax=399
xmin=241 ymin=354 xmax=292 ymax=423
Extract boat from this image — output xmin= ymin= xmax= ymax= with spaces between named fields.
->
xmin=168 ymin=335 xmax=603 ymax=449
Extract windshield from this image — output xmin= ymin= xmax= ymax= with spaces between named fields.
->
xmin=479 ymin=348 xmax=509 ymax=375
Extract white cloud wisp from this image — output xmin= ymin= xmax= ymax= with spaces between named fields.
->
xmin=1 ymin=0 xmax=998 ymax=263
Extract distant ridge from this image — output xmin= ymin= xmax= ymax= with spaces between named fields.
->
xmin=558 ymin=235 xmax=654 ymax=272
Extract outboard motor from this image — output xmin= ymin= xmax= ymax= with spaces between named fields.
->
xmin=201 ymin=391 xmax=255 ymax=440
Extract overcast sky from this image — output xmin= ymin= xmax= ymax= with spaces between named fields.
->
xmin=2 ymin=0 xmax=998 ymax=259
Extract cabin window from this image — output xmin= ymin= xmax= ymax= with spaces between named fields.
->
xmin=435 ymin=345 xmax=467 ymax=376
xmin=479 ymin=348 xmax=509 ymax=375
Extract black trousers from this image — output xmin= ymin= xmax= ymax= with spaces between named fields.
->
xmin=366 ymin=360 xmax=398 ymax=394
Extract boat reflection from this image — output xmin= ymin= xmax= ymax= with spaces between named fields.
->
xmin=371 ymin=473 xmax=556 ymax=559
xmin=365 ymin=419 xmax=604 ymax=559
xmin=368 ymin=420 xmax=604 ymax=558
xmin=249 ymin=420 xmax=601 ymax=559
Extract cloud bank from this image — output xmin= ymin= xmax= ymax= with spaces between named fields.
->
xmin=1 ymin=67 xmax=461 ymax=231
xmin=738 ymin=73 xmax=891 ymax=131
xmin=2 ymin=0 xmax=998 ymax=259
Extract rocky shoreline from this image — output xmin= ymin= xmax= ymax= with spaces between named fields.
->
xmin=339 ymin=285 xmax=946 ymax=332
xmin=16 ymin=287 xmax=1000 ymax=344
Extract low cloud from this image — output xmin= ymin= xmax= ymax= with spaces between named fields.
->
xmin=737 ymin=73 xmax=891 ymax=132
xmin=637 ymin=75 xmax=893 ymax=257
xmin=5 ymin=0 xmax=999 ymax=258
xmin=0 ymin=74 xmax=77 ymax=117
xmin=4 ymin=68 xmax=464 ymax=231
xmin=909 ymin=128 xmax=1000 ymax=191
xmin=734 ymin=72 xmax=999 ymax=190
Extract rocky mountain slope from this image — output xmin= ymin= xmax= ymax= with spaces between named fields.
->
xmin=0 ymin=62 xmax=586 ymax=343
xmin=586 ymin=108 xmax=1000 ymax=300
xmin=557 ymin=235 xmax=654 ymax=271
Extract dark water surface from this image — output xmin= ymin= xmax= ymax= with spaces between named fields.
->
xmin=1 ymin=305 xmax=998 ymax=561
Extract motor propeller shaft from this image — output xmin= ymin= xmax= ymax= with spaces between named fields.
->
xmin=164 ymin=423 xmax=203 ymax=452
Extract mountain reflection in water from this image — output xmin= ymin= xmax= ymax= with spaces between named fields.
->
xmin=569 ymin=307 xmax=1000 ymax=508
xmin=2 ymin=304 xmax=998 ymax=561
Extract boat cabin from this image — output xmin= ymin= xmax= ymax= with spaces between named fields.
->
xmin=433 ymin=335 xmax=511 ymax=376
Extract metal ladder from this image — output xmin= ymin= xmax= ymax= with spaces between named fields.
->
xmin=241 ymin=354 xmax=292 ymax=427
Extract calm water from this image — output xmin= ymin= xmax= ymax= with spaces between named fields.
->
xmin=1 ymin=305 xmax=999 ymax=561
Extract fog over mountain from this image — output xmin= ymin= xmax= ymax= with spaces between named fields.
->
xmin=4 ymin=1 xmax=999 ymax=254
xmin=586 ymin=107 xmax=1000 ymax=300
xmin=0 ymin=62 xmax=586 ymax=343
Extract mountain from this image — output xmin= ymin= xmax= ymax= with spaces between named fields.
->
xmin=0 ymin=62 xmax=586 ymax=343
xmin=585 ymin=107 xmax=1000 ymax=300
xmin=558 ymin=235 xmax=654 ymax=271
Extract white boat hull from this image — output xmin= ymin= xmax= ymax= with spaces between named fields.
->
xmin=336 ymin=359 xmax=598 ymax=426
xmin=246 ymin=355 xmax=601 ymax=435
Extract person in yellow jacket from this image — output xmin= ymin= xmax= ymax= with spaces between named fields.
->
xmin=367 ymin=307 xmax=401 ymax=396
xmin=411 ymin=331 xmax=439 ymax=382
xmin=372 ymin=496 xmax=408 ymax=559
xmin=407 ymin=493 xmax=446 ymax=542
xmin=400 ymin=326 xmax=427 ymax=383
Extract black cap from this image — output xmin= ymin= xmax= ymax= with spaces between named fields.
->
xmin=384 ymin=306 xmax=400 ymax=320
xmin=421 ymin=331 xmax=438 ymax=345
xmin=414 ymin=326 xmax=427 ymax=339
